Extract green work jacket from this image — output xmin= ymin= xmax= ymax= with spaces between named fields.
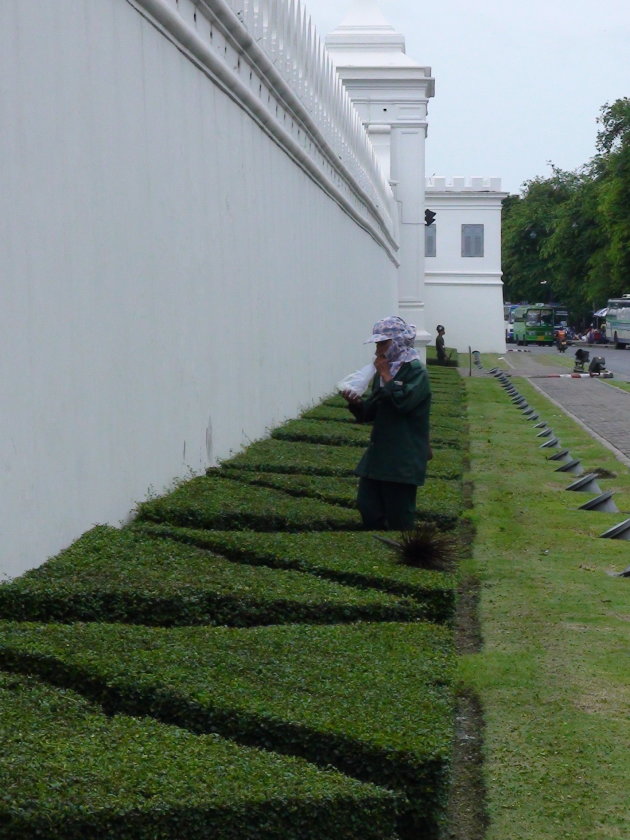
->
xmin=350 ymin=360 xmax=432 ymax=486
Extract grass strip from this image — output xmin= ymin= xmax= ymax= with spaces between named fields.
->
xmin=0 ymin=527 xmax=430 ymax=626
xmin=131 ymin=525 xmax=457 ymax=622
xmin=0 ymin=671 xmax=400 ymax=840
xmin=0 ymin=621 xmax=454 ymax=840
xmin=221 ymin=438 xmax=465 ymax=480
xmin=462 ymin=374 xmax=630 ymax=840
xmin=136 ymin=473 xmax=361 ymax=531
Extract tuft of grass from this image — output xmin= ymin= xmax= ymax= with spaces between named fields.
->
xmin=387 ymin=524 xmax=460 ymax=571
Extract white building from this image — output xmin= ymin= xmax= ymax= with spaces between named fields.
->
xmin=325 ymin=1 xmax=435 ymax=350
xmin=423 ymin=176 xmax=508 ymax=353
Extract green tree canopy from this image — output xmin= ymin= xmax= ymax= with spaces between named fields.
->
xmin=502 ymin=98 xmax=630 ymax=326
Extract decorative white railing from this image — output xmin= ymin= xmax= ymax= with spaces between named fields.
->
xmin=130 ymin=0 xmax=399 ymax=256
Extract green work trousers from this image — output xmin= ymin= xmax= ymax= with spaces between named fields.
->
xmin=357 ymin=477 xmax=417 ymax=530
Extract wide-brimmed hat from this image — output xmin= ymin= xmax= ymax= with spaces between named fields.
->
xmin=363 ymin=315 xmax=415 ymax=344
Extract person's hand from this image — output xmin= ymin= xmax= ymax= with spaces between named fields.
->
xmin=342 ymin=389 xmax=362 ymax=405
xmin=374 ymin=353 xmax=392 ymax=382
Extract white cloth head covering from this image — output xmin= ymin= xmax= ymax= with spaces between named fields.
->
xmin=363 ymin=315 xmax=420 ymax=377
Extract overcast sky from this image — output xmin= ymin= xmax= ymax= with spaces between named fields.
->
xmin=305 ymin=0 xmax=630 ymax=195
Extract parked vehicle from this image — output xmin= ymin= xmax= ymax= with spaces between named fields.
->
xmin=513 ymin=305 xmax=555 ymax=345
xmin=605 ymin=295 xmax=630 ymax=348
xmin=504 ymin=303 xmax=521 ymax=343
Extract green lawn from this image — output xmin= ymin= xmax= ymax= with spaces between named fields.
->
xmin=462 ymin=373 xmax=630 ymax=840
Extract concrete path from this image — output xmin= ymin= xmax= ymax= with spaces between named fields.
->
xmin=494 ymin=351 xmax=630 ymax=468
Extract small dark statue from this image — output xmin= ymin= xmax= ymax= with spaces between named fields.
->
xmin=574 ymin=348 xmax=590 ymax=371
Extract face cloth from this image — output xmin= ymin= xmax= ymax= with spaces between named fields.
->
xmin=364 ymin=316 xmax=419 ymax=377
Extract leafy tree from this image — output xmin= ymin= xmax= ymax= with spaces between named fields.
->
xmin=502 ymin=98 xmax=630 ymax=324
xmin=593 ymin=99 xmax=630 ymax=296
xmin=502 ymin=170 xmax=575 ymax=305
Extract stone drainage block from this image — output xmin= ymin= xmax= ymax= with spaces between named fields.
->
xmin=555 ymin=459 xmax=584 ymax=476
xmin=534 ymin=421 xmax=547 ymax=429
xmin=537 ymin=428 xmax=553 ymax=438
xmin=540 ymin=437 xmax=559 ymax=448
xmin=578 ymin=492 xmax=619 ymax=513
xmin=565 ymin=474 xmax=602 ymax=494
xmin=548 ymin=448 xmax=571 ymax=462
xmin=599 ymin=519 xmax=630 ymax=542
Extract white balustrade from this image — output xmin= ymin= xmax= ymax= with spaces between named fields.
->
xmin=134 ymin=0 xmax=398 ymax=253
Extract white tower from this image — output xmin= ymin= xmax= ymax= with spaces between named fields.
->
xmin=325 ymin=0 xmax=435 ymax=350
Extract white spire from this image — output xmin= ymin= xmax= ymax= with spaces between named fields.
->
xmin=325 ymin=0 xmax=420 ymax=68
xmin=336 ymin=0 xmax=397 ymax=31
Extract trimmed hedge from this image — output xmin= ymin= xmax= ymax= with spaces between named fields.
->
xmin=302 ymin=395 xmax=464 ymax=424
xmin=222 ymin=471 xmax=463 ymax=529
xmin=136 ymin=473 xmax=361 ymax=531
xmin=271 ymin=418 xmax=463 ymax=450
xmin=0 ymin=671 xmax=400 ymax=840
xmin=272 ymin=418 xmax=370 ymax=447
xmin=0 ymin=527 xmax=431 ymax=626
xmin=300 ymin=405 xmax=357 ymax=422
xmin=0 ymin=621 xmax=454 ymax=839
xmin=221 ymin=438 xmax=465 ymax=480
xmin=133 ymin=525 xmax=457 ymax=623
xmin=222 ymin=439 xmax=360 ymax=476
xmin=425 ymin=347 xmax=460 ymax=367
xmin=1 ymin=369 xmax=468 ymax=839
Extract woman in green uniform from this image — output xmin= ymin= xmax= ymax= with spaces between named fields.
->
xmin=342 ymin=316 xmax=432 ymax=530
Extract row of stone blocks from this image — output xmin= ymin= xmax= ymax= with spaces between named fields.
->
xmin=485 ymin=365 xmax=630 ymax=577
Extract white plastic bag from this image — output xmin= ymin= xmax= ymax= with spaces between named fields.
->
xmin=336 ymin=363 xmax=375 ymax=397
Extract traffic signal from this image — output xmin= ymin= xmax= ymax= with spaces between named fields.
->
xmin=424 ymin=209 xmax=436 ymax=226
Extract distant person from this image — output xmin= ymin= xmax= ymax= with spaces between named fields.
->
xmin=556 ymin=327 xmax=568 ymax=352
xmin=436 ymin=324 xmax=447 ymax=364
xmin=342 ymin=316 xmax=432 ymax=530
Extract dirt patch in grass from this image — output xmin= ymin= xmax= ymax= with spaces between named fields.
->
xmin=443 ymin=506 xmax=488 ymax=839
xmin=444 ymin=690 xmax=488 ymax=840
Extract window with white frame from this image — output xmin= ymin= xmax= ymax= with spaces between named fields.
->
xmin=425 ymin=224 xmax=436 ymax=257
xmin=461 ymin=224 xmax=484 ymax=257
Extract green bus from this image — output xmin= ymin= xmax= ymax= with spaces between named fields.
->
xmin=513 ymin=304 xmax=555 ymax=345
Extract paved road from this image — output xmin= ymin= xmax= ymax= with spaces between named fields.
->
xmin=521 ymin=343 xmax=630 ymax=379
xmin=497 ymin=347 xmax=630 ymax=468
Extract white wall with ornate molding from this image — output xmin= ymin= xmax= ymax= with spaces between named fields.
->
xmin=423 ymin=177 xmax=508 ymax=353
xmin=0 ymin=0 xmax=398 ymax=577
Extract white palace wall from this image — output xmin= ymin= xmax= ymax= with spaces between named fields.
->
xmin=0 ymin=0 xmax=398 ymax=577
